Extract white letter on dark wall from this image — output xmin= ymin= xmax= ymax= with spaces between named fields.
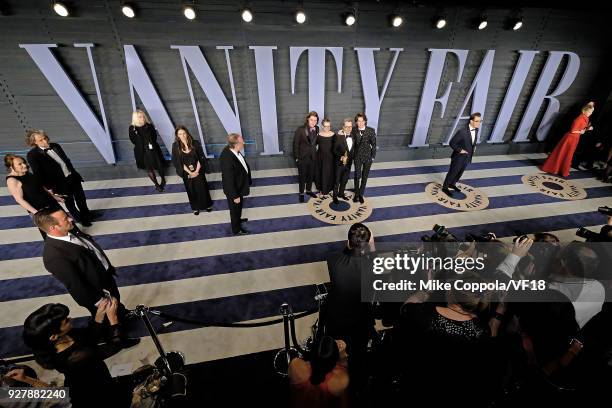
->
xmin=488 ymin=50 xmax=539 ymax=143
xmin=514 ymin=51 xmax=580 ymax=142
xmin=290 ymin=47 xmax=343 ymax=119
xmin=171 ymin=45 xmax=242 ymax=155
xmin=124 ymin=45 xmax=175 ymax=150
xmin=354 ymin=48 xmax=403 ymax=133
xmin=411 ymin=49 xmax=469 ymax=147
xmin=250 ymin=46 xmax=282 ymax=155
xmin=445 ymin=50 xmax=495 ymax=144
xmin=19 ymin=44 xmax=115 ymax=163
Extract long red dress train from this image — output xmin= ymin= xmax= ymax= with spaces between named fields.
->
xmin=540 ymin=113 xmax=589 ymax=177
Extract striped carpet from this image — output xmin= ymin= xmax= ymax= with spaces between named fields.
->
xmin=0 ymin=153 xmax=610 ymax=382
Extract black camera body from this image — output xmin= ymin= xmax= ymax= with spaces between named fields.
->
xmin=576 ymin=226 xmax=602 ymax=242
xmin=598 ymin=206 xmax=612 ymax=216
xmin=465 ymin=232 xmax=496 ymax=243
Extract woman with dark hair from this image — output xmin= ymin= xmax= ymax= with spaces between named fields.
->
xmin=23 ymin=299 xmax=129 ymax=408
xmin=541 ymin=102 xmax=595 ymax=177
xmin=316 ymin=118 xmax=336 ymax=196
xmin=5 ymin=154 xmax=63 ymax=238
xmin=129 ymin=110 xmax=166 ymax=192
xmin=288 ymin=335 xmax=349 ymax=407
xmin=171 ymin=126 xmax=213 ymax=215
xmin=395 ymin=273 xmax=499 ymax=406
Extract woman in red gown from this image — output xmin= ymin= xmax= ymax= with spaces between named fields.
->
xmin=541 ymin=102 xmax=595 ymax=177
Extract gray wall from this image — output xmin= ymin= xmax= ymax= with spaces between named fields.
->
xmin=1 ymin=0 xmax=611 ymax=178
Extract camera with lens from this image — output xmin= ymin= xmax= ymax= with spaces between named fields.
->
xmin=598 ymin=206 xmax=612 ymax=216
xmin=465 ymin=232 xmax=497 ymax=242
xmin=576 ymin=226 xmax=604 ymax=242
xmin=421 ymin=224 xmax=456 ymax=242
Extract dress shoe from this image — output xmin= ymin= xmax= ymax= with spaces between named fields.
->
xmin=352 ymin=195 xmax=359 ymax=203
xmin=449 ymin=185 xmax=460 ymax=191
xmin=155 ymin=185 xmax=163 ymax=192
xmin=120 ymin=337 xmax=141 ymax=349
xmin=299 ymin=194 xmax=305 ymax=203
xmin=339 ymin=194 xmax=349 ymax=200
xmin=240 ymin=218 xmax=248 ymax=222
xmin=333 ymin=197 xmax=339 ymax=205
xmin=234 ymin=228 xmax=250 ymax=235
xmin=358 ymin=195 xmax=364 ymax=204
xmin=442 ymin=187 xmax=454 ymax=197
xmin=193 ymin=210 xmax=200 ymax=215
xmin=306 ymin=191 xmax=317 ymax=198
xmin=206 ymin=207 xmax=213 ymax=212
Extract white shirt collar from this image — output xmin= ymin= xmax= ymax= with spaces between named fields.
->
xmin=46 ymin=233 xmax=71 ymax=243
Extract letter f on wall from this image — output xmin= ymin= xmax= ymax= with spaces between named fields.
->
xmin=19 ymin=44 xmax=115 ymax=163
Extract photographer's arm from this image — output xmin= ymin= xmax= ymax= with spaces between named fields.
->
xmin=4 ymin=369 xmax=50 ymax=388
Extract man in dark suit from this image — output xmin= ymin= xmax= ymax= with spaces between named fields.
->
xmin=293 ymin=111 xmax=319 ymax=203
xmin=351 ymin=113 xmax=377 ymax=204
xmin=220 ymin=133 xmax=252 ymax=235
xmin=26 ymin=129 xmax=97 ymax=226
xmin=442 ymin=112 xmax=482 ymax=197
xmin=324 ymin=222 xmax=375 ymax=394
xmin=332 ymin=118 xmax=355 ymax=205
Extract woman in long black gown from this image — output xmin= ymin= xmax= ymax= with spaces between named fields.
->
xmin=316 ymin=118 xmax=336 ymax=196
xmin=171 ymin=126 xmax=213 ymax=215
xmin=129 ymin=110 xmax=166 ymax=192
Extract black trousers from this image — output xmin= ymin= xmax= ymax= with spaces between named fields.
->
xmin=227 ymin=196 xmax=244 ymax=234
xmin=443 ymin=154 xmax=470 ymax=188
xmin=58 ymin=174 xmax=91 ymax=222
xmin=333 ymin=162 xmax=351 ymax=198
xmin=297 ymin=158 xmax=315 ymax=194
xmin=353 ymin=160 xmax=372 ymax=197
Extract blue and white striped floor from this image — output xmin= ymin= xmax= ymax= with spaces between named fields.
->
xmin=1 ymin=153 xmax=610 ymax=382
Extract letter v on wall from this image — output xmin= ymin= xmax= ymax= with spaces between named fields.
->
xmin=19 ymin=44 xmax=116 ymax=163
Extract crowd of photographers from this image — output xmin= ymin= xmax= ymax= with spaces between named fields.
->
xmin=292 ymin=207 xmax=612 ymax=407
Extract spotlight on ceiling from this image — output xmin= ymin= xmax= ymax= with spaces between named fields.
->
xmin=183 ymin=5 xmax=196 ymax=20
xmin=52 ymin=2 xmax=70 ymax=17
xmin=477 ymin=15 xmax=487 ymax=30
xmin=434 ymin=17 xmax=446 ymax=29
xmin=241 ymin=8 xmax=253 ymax=22
xmin=512 ymin=18 xmax=523 ymax=30
xmin=121 ymin=3 xmax=136 ymax=18
xmin=391 ymin=14 xmax=403 ymax=28
xmin=345 ymin=12 xmax=356 ymax=26
xmin=295 ymin=9 xmax=306 ymax=24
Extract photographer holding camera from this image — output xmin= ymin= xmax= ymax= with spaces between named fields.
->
xmin=23 ymin=299 xmax=131 ymax=408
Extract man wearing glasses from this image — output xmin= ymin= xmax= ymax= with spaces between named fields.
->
xmin=442 ymin=112 xmax=482 ymax=197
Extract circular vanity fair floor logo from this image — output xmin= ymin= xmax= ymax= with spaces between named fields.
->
xmin=307 ymin=191 xmax=373 ymax=225
xmin=522 ymin=173 xmax=587 ymax=200
xmin=425 ymin=182 xmax=489 ymax=211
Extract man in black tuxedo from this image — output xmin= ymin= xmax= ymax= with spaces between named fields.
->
xmin=351 ymin=113 xmax=377 ymax=204
xmin=220 ymin=133 xmax=252 ymax=235
xmin=293 ymin=111 xmax=319 ymax=203
xmin=34 ymin=208 xmax=139 ymax=347
xmin=332 ymin=118 xmax=355 ymax=205
xmin=26 ymin=129 xmax=97 ymax=226
xmin=442 ymin=112 xmax=482 ymax=197
xmin=324 ymin=222 xmax=375 ymax=394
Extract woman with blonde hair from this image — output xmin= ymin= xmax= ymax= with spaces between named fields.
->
xmin=129 ymin=110 xmax=166 ymax=191
xmin=171 ymin=126 xmax=213 ymax=215
xmin=541 ymin=101 xmax=595 ymax=177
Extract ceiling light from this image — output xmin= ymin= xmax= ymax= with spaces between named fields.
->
xmin=183 ymin=5 xmax=196 ymax=20
xmin=52 ymin=2 xmax=69 ymax=17
xmin=295 ymin=9 xmax=306 ymax=24
xmin=241 ymin=8 xmax=253 ymax=22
